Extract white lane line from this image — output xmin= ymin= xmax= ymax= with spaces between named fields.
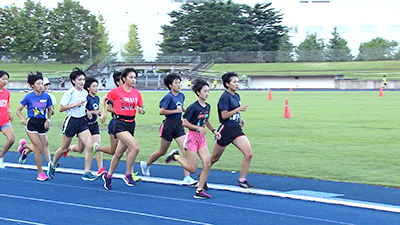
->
xmin=5 ymin=162 xmax=400 ymax=214
xmin=0 ymin=216 xmax=46 ymax=225
xmin=0 ymin=194 xmax=211 ymax=225
xmin=0 ymin=177 xmax=356 ymax=224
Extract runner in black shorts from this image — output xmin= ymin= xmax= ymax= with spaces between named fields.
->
xmin=210 ymin=72 xmax=254 ymax=189
xmin=140 ymin=73 xmax=197 ymax=185
xmin=16 ymin=72 xmax=53 ymax=181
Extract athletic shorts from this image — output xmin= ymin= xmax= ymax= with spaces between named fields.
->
xmin=108 ymin=118 xmax=116 ymax=135
xmin=0 ymin=123 xmax=11 ymax=131
xmin=159 ymin=118 xmax=185 ymax=142
xmin=216 ymin=125 xmax=245 ymax=147
xmin=88 ymin=121 xmax=100 ymax=135
xmin=184 ymin=129 xmax=207 ymax=152
xmin=26 ymin=117 xmax=48 ymax=135
xmin=113 ymin=119 xmax=135 ymax=137
xmin=62 ymin=116 xmax=89 ymax=138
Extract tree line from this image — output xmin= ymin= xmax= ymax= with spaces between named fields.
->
xmin=0 ymin=0 xmax=399 ymax=64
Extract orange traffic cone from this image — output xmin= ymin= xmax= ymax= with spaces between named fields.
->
xmin=289 ymin=86 xmax=293 ymax=91
xmin=268 ymin=89 xmax=272 ymax=100
xmin=379 ymin=87 xmax=383 ymax=97
xmin=284 ymin=99 xmax=291 ymax=119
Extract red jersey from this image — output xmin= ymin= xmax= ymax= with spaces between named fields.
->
xmin=107 ymin=86 xmax=143 ymax=119
xmin=0 ymin=88 xmax=10 ymax=126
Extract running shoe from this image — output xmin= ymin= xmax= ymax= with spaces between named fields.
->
xmin=0 ymin=157 xmax=4 ymax=169
xmin=18 ymin=139 xmax=26 ymax=154
xmin=19 ymin=149 xmax=28 ymax=164
xmin=140 ymin=161 xmax=150 ymax=176
xmin=123 ymin=173 xmax=136 ymax=186
xmin=37 ymin=172 xmax=49 ymax=181
xmin=92 ymin=142 xmax=100 ymax=157
xmin=103 ymin=173 xmax=112 ymax=190
xmin=193 ymin=189 xmax=211 ymax=199
xmin=238 ymin=180 xmax=254 ymax=189
xmin=47 ymin=162 xmax=56 ymax=178
xmin=97 ymin=167 xmax=106 ymax=177
xmin=183 ymin=176 xmax=197 ymax=186
xmin=197 ymin=173 xmax=208 ymax=190
xmin=165 ymin=149 xmax=179 ymax=164
xmin=82 ymin=172 xmax=97 ymax=181
xmin=132 ymin=171 xmax=142 ymax=182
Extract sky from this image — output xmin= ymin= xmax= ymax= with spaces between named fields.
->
xmin=0 ymin=0 xmax=269 ymax=60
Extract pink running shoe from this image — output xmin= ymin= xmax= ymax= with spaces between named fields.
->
xmin=97 ymin=167 xmax=106 ymax=177
xmin=18 ymin=139 xmax=26 ymax=154
xmin=37 ymin=172 xmax=49 ymax=181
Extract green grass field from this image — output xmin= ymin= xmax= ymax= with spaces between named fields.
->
xmin=2 ymin=89 xmax=399 ymax=188
xmin=208 ymin=60 xmax=400 ymax=79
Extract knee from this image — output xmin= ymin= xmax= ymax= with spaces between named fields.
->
xmin=8 ymin=137 xmax=15 ymax=145
xmin=244 ymin=151 xmax=253 ymax=160
xmin=203 ymin=160 xmax=211 ymax=171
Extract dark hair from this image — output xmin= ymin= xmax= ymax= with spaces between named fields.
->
xmin=0 ymin=70 xmax=10 ymax=79
xmin=121 ymin=68 xmax=138 ymax=83
xmin=27 ymin=71 xmax=43 ymax=86
xmin=70 ymin=67 xmax=86 ymax=85
xmin=163 ymin=73 xmax=181 ymax=90
xmin=84 ymin=77 xmax=98 ymax=91
xmin=192 ymin=78 xmax=209 ymax=96
xmin=221 ymin=72 xmax=238 ymax=89
xmin=113 ymin=71 xmax=122 ymax=86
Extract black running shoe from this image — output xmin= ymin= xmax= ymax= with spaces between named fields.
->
xmin=238 ymin=180 xmax=254 ymax=189
xmin=194 ymin=189 xmax=211 ymax=199
xmin=166 ymin=149 xmax=179 ymax=163
xmin=103 ymin=173 xmax=112 ymax=190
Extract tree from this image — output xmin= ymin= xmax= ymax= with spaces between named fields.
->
xmin=296 ymin=33 xmax=325 ymax=62
xmin=94 ymin=14 xmax=114 ymax=63
xmin=47 ymin=0 xmax=99 ymax=63
xmin=121 ymin=23 xmax=144 ymax=62
xmin=357 ymin=37 xmax=399 ymax=61
xmin=326 ymin=27 xmax=352 ymax=61
xmin=159 ymin=1 xmax=285 ymax=54
xmin=0 ymin=0 xmax=50 ymax=61
xmin=276 ymin=33 xmax=294 ymax=62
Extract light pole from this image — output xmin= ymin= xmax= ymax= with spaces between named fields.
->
xmin=88 ymin=35 xmax=94 ymax=64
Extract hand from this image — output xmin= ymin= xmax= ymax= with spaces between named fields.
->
xmin=76 ymin=100 xmax=85 ymax=107
xmin=100 ymin=114 xmax=106 ymax=123
xmin=176 ymin=106 xmax=183 ymax=113
xmin=238 ymin=104 xmax=249 ymax=112
xmin=20 ymin=119 xmax=26 ymax=126
xmin=44 ymin=120 xmax=50 ymax=130
xmin=138 ymin=107 xmax=145 ymax=115
xmin=86 ymin=110 xmax=93 ymax=120
xmin=214 ymin=131 xmax=222 ymax=140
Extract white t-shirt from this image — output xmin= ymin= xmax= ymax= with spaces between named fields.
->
xmin=48 ymin=92 xmax=57 ymax=105
xmin=60 ymin=87 xmax=88 ymax=117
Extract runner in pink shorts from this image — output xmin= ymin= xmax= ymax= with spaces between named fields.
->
xmin=166 ymin=78 xmax=221 ymax=199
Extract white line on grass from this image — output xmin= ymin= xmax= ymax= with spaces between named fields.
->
xmin=5 ymin=162 xmax=400 ymax=214
xmin=0 ymin=193 xmax=211 ymax=225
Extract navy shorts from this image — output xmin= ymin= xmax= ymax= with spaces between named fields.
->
xmin=62 ymin=116 xmax=89 ymax=138
xmin=113 ymin=119 xmax=135 ymax=137
xmin=216 ymin=125 xmax=245 ymax=147
xmin=88 ymin=121 xmax=100 ymax=135
xmin=26 ymin=118 xmax=48 ymax=135
xmin=159 ymin=118 xmax=185 ymax=142
xmin=108 ymin=118 xmax=116 ymax=135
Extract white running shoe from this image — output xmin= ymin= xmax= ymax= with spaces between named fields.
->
xmin=140 ymin=161 xmax=150 ymax=176
xmin=182 ymin=176 xmax=197 ymax=186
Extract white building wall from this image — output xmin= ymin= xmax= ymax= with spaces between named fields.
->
xmin=270 ymin=0 xmax=400 ymax=56
xmin=248 ymin=76 xmax=335 ymax=89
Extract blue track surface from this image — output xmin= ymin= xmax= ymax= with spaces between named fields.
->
xmin=1 ymin=151 xmax=399 ymax=225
